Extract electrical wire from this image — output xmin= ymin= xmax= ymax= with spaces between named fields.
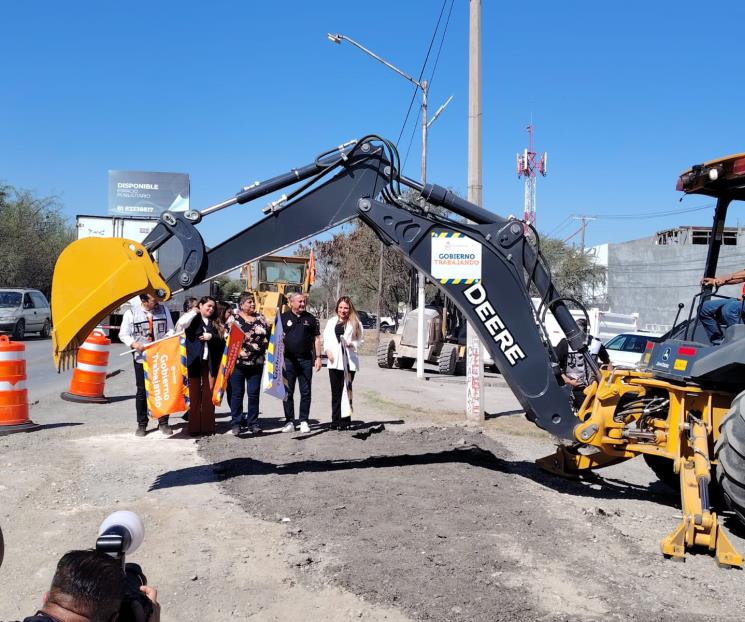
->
xmin=545 ymin=215 xmax=572 ymax=238
xmin=402 ymin=108 xmax=423 ymax=173
xmin=400 ymin=0 xmax=454 ymax=172
xmin=394 ymin=0 xmax=448 ymax=148
xmin=425 ymin=0 xmax=455 ymax=92
xmin=580 ymin=203 xmax=714 ymax=221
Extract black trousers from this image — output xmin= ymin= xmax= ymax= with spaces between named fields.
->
xmin=282 ymin=355 xmax=313 ymax=423
xmin=329 ymin=369 xmax=355 ymax=422
xmin=133 ymin=360 xmax=168 ymax=427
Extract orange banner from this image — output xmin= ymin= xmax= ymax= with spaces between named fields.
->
xmin=308 ymin=248 xmax=316 ymax=285
xmin=144 ymin=334 xmax=186 ymax=418
xmin=212 ymin=322 xmax=245 ymax=406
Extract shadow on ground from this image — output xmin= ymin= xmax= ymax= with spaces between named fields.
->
xmin=149 ymin=430 xmax=678 ymax=509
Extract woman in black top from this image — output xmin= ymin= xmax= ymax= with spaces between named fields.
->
xmin=184 ymin=296 xmax=224 ymax=435
xmin=229 ymin=293 xmax=269 ymax=435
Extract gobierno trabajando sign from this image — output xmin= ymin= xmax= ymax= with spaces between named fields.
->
xmin=430 ymin=231 xmax=482 ymax=284
xmin=108 ymin=170 xmax=190 ymax=218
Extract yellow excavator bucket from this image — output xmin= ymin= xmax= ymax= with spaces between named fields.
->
xmin=51 ymin=237 xmax=170 ymax=370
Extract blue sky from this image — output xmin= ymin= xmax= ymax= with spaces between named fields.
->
xmin=3 ymin=1 xmax=745 ymax=250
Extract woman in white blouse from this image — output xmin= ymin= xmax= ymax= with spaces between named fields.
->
xmin=323 ymin=296 xmax=364 ymax=429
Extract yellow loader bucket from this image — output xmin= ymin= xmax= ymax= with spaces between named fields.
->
xmin=51 ymin=238 xmax=170 ymax=370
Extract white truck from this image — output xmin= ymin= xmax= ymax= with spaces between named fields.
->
xmin=532 ymin=298 xmax=639 ymax=346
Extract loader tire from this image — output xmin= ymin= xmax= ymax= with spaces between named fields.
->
xmin=397 ymin=356 xmax=415 ymax=370
xmin=377 ymin=340 xmax=395 ymax=369
xmin=642 ymin=454 xmax=678 ymax=490
xmin=715 ymin=390 xmax=745 ymax=525
xmin=438 ymin=343 xmax=458 ymax=375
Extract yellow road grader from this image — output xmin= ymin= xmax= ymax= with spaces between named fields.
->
xmin=49 ymin=136 xmax=745 ymax=566
xmin=241 ymin=254 xmax=312 ymax=325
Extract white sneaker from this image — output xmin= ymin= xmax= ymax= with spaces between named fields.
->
xmin=299 ymin=421 xmax=311 ymax=434
xmin=281 ymin=422 xmax=296 ymax=433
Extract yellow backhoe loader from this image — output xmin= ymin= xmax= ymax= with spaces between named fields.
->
xmin=49 ymin=136 xmax=745 ymax=566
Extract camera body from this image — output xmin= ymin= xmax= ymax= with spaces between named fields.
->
xmin=95 ymin=512 xmax=153 ymax=622
xmin=120 ymin=562 xmax=154 ymax=622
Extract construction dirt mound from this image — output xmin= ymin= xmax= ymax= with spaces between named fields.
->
xmin=199 ymin=424 xmax=745 ymax=622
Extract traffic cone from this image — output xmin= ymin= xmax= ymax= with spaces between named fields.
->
xmin=0 ymin=335 xmax=38 ymax=435
xmin=61 ymin=329 xmax=111 ymax=403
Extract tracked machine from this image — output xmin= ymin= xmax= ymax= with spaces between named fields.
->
xmin=50 ymin=138 xmax=745 ymax=566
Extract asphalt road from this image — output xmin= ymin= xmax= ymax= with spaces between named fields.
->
xmin=18 ymin=336 xmax=129 ymax=403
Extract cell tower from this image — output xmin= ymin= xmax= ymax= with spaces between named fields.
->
xmin=516 ymin=124 xmax=547 ymax=227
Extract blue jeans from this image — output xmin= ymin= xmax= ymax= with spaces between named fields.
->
xmin=699 ymin=298 xmax=745 ymax=344
xmin=283 ymin=355 xmax=313 ymax=423
xmin=229 ymin=364 xmax=262 ymax=427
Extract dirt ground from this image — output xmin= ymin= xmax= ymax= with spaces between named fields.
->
xmin=2 ymin=352 xmax=745 ymax=621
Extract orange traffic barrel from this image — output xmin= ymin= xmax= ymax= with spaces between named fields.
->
xmin=0 ymin=335 xmax=38 ymax=435
xmin=61 ymin=329 xmax=110 ymax=403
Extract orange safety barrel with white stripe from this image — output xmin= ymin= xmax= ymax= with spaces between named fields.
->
xmin=0 ymin=335 xmax=38 ymax=435
xmin=61 ymin=329 xmax=110 ymax=404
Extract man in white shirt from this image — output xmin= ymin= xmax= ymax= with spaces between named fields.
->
xmin=119 ymin=294 xmax=175 ymax=437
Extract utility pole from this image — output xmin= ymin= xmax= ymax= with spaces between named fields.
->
xmin=417 ymin=78 xmax=428 ymax=379
xmin=571 ymin=215 xmax=596 ymax=253
xmin=375 ymin=240 xmax=384 ymax=347
xmin=466 ymin=0 xmax=484 ymax=421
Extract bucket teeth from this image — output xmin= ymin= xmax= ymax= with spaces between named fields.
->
xmin=58 ymin=347 xmax=79 ymax=373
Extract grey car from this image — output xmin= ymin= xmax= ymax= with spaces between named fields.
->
xmin=0 ymin=288 xmax=52 ymax=339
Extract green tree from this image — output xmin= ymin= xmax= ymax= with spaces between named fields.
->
xmin=0 ymin=184 xmax=75 ymax=296
xmin=212 ymin=275 xmax=245 ymax=301
xmin=537 ymin=235 xmax=606 ymax=305
xmin=303 ymin=224 xmax=412 ymax=319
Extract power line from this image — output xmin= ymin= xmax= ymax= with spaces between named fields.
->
xmin=394 ymin=0 xmax=448 ymax=148
xmin=425 ymin=0 xmax=455 ymax=91
xmin=545 ymin=215 xmax=572 ymax=238
xmin=401 ymin=0 xmax=455 ymax=171
xmin=402 ymin=108 xmax=423 ymax=171
xmin=609 ymin=263 xmax=745 ymax=273
xmin=581 ymin=203 xmax=714 ymax=220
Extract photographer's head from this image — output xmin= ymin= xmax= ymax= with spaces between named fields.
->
xmin=41 ymin=550 xmax=124 ymax=622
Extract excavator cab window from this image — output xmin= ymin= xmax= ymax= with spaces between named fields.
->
xmin=259 ymin=259 xmax=305 ymax=285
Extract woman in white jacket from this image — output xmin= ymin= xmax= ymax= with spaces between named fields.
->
xmin=323 ymin=296 xmax=364 ymax=429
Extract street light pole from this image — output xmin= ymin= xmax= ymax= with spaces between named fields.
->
xmin=328 ymin=33 xmax=450 ymax=380
xmin=417 ymin=79 xmax=428 ymax=379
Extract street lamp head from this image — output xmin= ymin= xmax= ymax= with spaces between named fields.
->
xmin=327 ymin=33 xmax=343 ymax=44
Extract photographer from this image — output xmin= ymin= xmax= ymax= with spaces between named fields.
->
xmin=24 ymin=549 xmax=160 ymax=622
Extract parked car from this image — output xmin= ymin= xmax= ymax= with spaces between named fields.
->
xmin=379 ymin=315 xmax=396 ymax=333
xmin=0 ymin=288 xmax=52 ymax=339
xmin=604 ymin=331 xmax=663 ymax=366
xmin=357 ymin=310 xmax=377 ymax=329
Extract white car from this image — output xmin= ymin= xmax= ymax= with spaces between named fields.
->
xmin=604 ymin=332 xmax=663 ymax=367
xmin=0 ymin=288 xmax=52 ymax=340
xmin=379 ymin=315 xmax=396 ymax=333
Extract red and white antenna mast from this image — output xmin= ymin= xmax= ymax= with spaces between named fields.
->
xmin=516 ymin=124 xmax=547 ymax=227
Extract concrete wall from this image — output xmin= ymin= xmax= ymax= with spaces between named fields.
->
xmin=606 ymin=233 xmax=745 ymax=331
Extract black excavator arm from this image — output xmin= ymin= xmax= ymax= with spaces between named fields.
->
xmin=58 ymin=136 xmax=597 ymax=440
